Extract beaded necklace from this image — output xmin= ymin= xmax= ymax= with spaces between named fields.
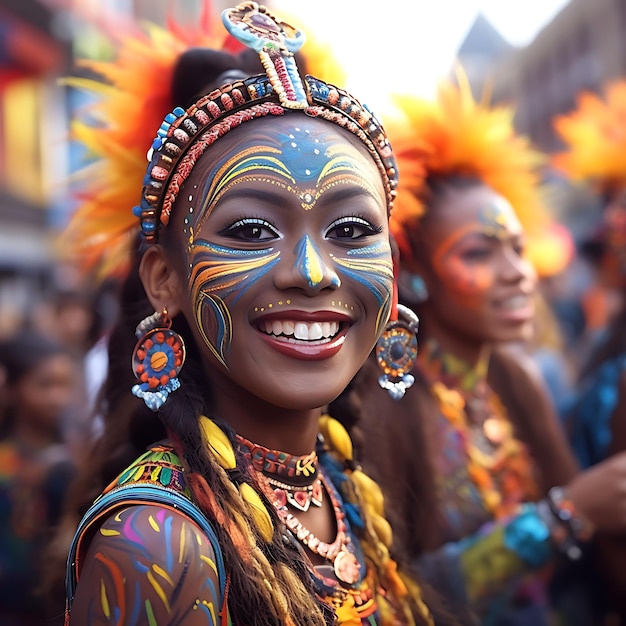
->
xmin=270 ymin=469 xmax=361 ymax=586
xmin=236 ymin=434 xmax=323 ymax=512
xmin=235 ymin=434 xmax=361 ymax=585
xmin=420 ymin=339 xmax=538 ymax=519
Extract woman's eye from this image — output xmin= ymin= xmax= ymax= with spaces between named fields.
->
xmin=326 ymin=217 xmax=382 ymax=240
xmin=512 ymin=241 xmax=526 ymax=256
xmin=220 ymin=218 xmax=279 ymax=241
xmin=460 ymin=248 xmax=491 ymax=261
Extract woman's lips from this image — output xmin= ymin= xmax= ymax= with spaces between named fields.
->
xmin=253 ymin=310 xmax=353 ymax=360
xmin=493 ymin=293 xmax=535 ymax=322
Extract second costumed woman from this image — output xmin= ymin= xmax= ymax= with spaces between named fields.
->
xmin=332 ymin=76 xmax=626 ymax=625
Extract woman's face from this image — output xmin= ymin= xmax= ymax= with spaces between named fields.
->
xmin=169 ymin=115 xmax=392 ymax=410
xmin=15 ymin=354 xmax=75 ymax=429
xmin=414 ymin=184 xmax=536 ymax=344
xmin=601 ymin=186 xmax=626 ymax=289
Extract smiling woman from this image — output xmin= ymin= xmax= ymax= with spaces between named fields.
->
xmin=56 ymin=3 xmax=453 ymax=626
xmin=332 ymin=77 xmax=626 ymax=625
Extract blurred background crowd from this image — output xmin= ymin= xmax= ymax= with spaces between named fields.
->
xmin=1 ymin=0 xmax=625 ymax=624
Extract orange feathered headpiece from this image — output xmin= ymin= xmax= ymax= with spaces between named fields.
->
xmin=58 ymin=2 xmax=242 ymax=279
xmin=59 ymin=2 xmax=354 ymax=280
xmin=387 ymin=72 xmax=547 ymax=258
xmin=553 ymin=80 xmax=626 ymax=192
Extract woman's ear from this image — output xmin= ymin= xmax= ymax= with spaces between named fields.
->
xmin=139 ymin=246 xmax=184 ymax=317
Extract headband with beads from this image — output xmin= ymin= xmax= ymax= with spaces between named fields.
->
xmin=134 ymin=2 xmax=398 ymax=243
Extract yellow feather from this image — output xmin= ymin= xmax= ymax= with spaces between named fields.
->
xmin=198 ymin=416 xmax=236 ymax=470
xmin=319 ymin=415 xmax=353 ymax=462
xmin=239 ymin=483 xmax=274 ymax=543
xmin=58 ymin=2 xmax=233 ymax=279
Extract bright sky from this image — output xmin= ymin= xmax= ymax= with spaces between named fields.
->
xmin=273 ymin=0 xmax=571 ymax=113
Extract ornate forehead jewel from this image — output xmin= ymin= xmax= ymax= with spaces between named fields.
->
xmin=135 ymin=2 xmax=398 ymax=243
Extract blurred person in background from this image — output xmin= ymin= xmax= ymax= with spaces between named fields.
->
xmin=0 ymin=331 xmax=76 ymax=626
xmin=553 ymin=81 xmax=626 ymax=469
xmin=554 ymin=79 xmax=626 ymax=622
xmin=331 ymin=77 xmax=626 ymax=625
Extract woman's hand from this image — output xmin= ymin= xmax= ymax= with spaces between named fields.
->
xmin=566 ymin=450 xmax=626 ymax=533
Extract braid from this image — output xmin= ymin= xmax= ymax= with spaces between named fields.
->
xmin=319 ymin=415 xmax=434 ymax=626
xmin=159 ymin=332 xmax=332 ymax=625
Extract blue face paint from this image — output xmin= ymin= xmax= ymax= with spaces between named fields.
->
xmin=189 ymin=240 xmax=280 ymax=368
xmin=333 ymin=240 xmax=394 ymax=333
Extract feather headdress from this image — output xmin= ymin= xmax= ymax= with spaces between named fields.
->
xmin=60 ymin=2 xmax=349 ymax=279
xmin=58 ymin=2 xmax=242 ymax=279
xmin=387 ymin=72 xmax=546 ymax=257
xmin=553 ymin=80 xmax=626 ymax=191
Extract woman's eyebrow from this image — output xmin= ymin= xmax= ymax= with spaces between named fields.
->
xmin=214 ymin=187 xmax=290 ymax=207
xmin=315 ymin=185 xmax=381 ymax=207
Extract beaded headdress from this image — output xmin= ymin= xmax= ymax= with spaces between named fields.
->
xmin=62 ymin=1 xmax=396 ymax=277
xmin=553 ymin=80 xmax=626 ymax=192
xmin=386 ymin=72 xmax=546 ymax=258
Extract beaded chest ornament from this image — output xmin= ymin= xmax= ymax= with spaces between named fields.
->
xmin=236 ymin=434 xmax=324 ymax=512
xmin=235 ymin=434 xmax=360 ymax=584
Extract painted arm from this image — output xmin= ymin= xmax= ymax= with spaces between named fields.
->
xmin=70 ymin=504 xmax=223 ymax=626
xmin=417 ymin=504 xmax=552 ymax=612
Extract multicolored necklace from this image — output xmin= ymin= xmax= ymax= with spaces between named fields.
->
xmin=420 ymin=339 xmax=537 ymax=518
xmin=235 ymin=434 xmax=323 ymax=513
xmin=236 ymin=434 xmax=318 ymax=482
xmin=264 ymin=474 xmax=324 ymax=512
xmin=271 ymin=470 xmax=361 ymax=586
xmin=235 ymin=435 xmax=361 ymax=585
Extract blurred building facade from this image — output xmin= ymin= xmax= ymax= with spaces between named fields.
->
xmin=0 ymin=0 xmax=72 ymax=333
xmin=454 ymin=0 xmax=623 ymax=232
xmin=481 ymin=0 xmax=626 ymax=153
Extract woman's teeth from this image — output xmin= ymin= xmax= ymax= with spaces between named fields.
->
xmin=261 ymin=320 xmax=340 ymax=341
xmin=499 ymin=295 xmax=530 ymax=310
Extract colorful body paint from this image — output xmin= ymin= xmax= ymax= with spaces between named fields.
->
xmin=74 ymin=505 xmax=221 ymax=626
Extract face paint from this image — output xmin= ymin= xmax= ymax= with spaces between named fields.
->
xmin=332 ymin=240 xmax=394 ymax=333
xmin=189 ymin=240 xmax=280 ymax=368
xmin=422 ymin=185 xmax=535 ymax=347
xmin=188 ymin=124 xmax=381 ymax=243
xmin=294 ymin=235 xmax=340 ymax=288
xmin=432 ymin=199 xmax=516 ymax=305
xmin=182 ymin=119 xmax=388 ymax=370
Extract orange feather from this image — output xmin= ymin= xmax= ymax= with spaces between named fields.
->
xmin=553 ymin=80 xmax=626 ymax=190
xmin=386 ymin=72 xmax=547 ymax=258
xmin=57 ymin=2 xmax=239 ymax=279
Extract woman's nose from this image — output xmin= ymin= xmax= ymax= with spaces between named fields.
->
xmin=273 ymin=235 xmax=341 ymax=294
